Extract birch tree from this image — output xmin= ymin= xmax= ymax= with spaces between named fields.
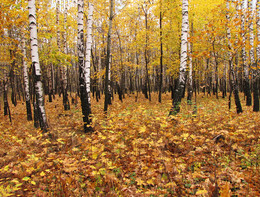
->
xmin=104 ymin=0 xmax=114 ymax=112
xmin=158 ymin=0 xmax=163 ymax=103
xmin=78 ymin=0 xmax=92 ymax=132
xmin=187 ymin=22 xmax=193 ymax=102
xmin=240 ymin=0 xmax=251 ymax=106
xmin=254 ymin=0 xmax=260 ymax=111
xmin=226 ymin=0 xmax=242 ymax=114
xmin=22 ymin=34 xmax=32 ymax=121
xmin=62 ymin=0 xmax=70 ymax=110
xmin=84 ymin=2 xmax=93 ymax=127
xmin=169 ymin=0 xmax=189 ymax=115
xmin=29 ymin=0 xmax=48 ymax=131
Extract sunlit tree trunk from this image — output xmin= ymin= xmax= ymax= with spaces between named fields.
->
xmin=226 ymin=0 xmax=242 ymax=114
xmin=63 ymin=1 xmax=70 ymax=110
xmin=143 ymin=4 xmax=151 ymax=101
xmin=22 ymin=35 xmax=32 ymax=121
xmin=3 ymin=68 xmax=10 ymax=118
xmin=241 ymin=0 xmax=251 ymax=106
xmin=187 ymin=22 xmax=193 ymax=102
xmin=29 ymin=0 xmax=48 ymax=131
xmin=158 ymin=0 xmax=163 ymax=103
xmin=56 ymin=0 xmax=62 ymax=98
xmin=115 ymin=29 xmax=124 ymax=102
xmin=84 ymin=2 xmax=93 ymax=126
xmin=254 ymin=0 xmax=260 ymax=111
xmin=169 ymin=0 xmax=188 ymax=115
xmin=104 ymin=0 xmax=113 ymax=112
xmin=9 ymin=48 xmax=17 ymax=107
xmin=78 ymin=0 xmax=92 ymax=132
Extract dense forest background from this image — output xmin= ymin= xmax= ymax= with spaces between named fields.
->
xmin=0 ymin=0 xmax=259 ymax=196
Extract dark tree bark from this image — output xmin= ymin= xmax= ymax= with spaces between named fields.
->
xmin=104 ymin=0 xmax=114 ymax=112
xmin=158 ymin=4 xmax=163 ymax=103
xmin=77 ymin=0 xmax=92 ymax=132
xmin=253 ymin=74 xmax=259 ymax=112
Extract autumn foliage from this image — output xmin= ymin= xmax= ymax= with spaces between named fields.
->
xmin=0 ymin=93 xmax=259 ymax=196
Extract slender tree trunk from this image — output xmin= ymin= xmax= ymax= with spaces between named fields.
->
xmin=187 ymin=22 xmax=193 ymax=103
xmin=29 ymin=0 xmax=48 ymax=131
xmin=78 ymin=0 xmax=93 ymax=132
xmin=169 ymin=0 xmax=189 ymax=115
xmin=22 ymin=35 xmax=32 ymax=121
xmin=9 ymin=57 xmax=17 ymax=107
xmin=3 ymin=68 xmax=10 ymax=119
xmin=84 ymin=2 xmax=94 ymax=129
xmin=226 ymin=0 xmax=242 ymax=114
xmin=241 ymin=0 xmax=252 ymax=106
xmin=63 ymin=1 xmax=70 ymax=110
xmin=254 ymin=0 xmax=260 ymax=111
xmin=104 ymin=0 xmax=113 ymax=112
xmin=144 ymin=8 xmax=151 ymax=101
xmin=159 ymin=2 xmax=163 ymax=103
xmin=116 ymin=30 xmax=125 ymax=101
xmin=51 ymin=63 xmax=55 ymax=100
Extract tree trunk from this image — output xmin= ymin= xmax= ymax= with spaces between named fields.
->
xmin=159 ymin=2 xmax=163 ymax=103
xmin=63 ymin=2 xmax=70 ymax=110
xmin=22 ymin=35 xmax=32 ymax=121
xmin=169 ymin=0 xmax=189 ymax=115
xmin=254 ymin=0 xmax=260 ymax=112
xmin=78 ymin=0 xmax=93 ymax=132
xmin=29 ymin=0 xmax=48 ymax=132
xmin=187 ymin=22 xmax=193 ymax=103
xmin=226 ymin=0 xmax=242 ymax=114
xmin=104 ymin=0 xmax=113 ymax=112
xmin=84 ymin=2 xmax=93 ymax=128
xmin=144 ymin=7 xmax=151 ymax=101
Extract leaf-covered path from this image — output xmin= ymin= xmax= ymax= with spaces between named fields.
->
xmin=0 ymin=93 xmax=259 ymax=196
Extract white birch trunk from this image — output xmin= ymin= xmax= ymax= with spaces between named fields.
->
xmin=78 ymin=0 xmax=92 ymax=131
xmin=249 ymin=0 xmax=255 ymax=65
xmin=22 ymin=37 xmax=30 ymax=105
xmin=29 ymin=0 xmax=48 ymax=130
xmin=254 ymin=0 xmax=260 ymax=111
xmin=170 ymin=0 xmax=188 ymax=115
xmin=241 ymin=0 xmax=249 ymax=77
xmin=179 ymin=0 xmax=189 ymax=86
xmin=63 ymin=1 xmax=68 ymax=91
xmin=77 ymin=0 xmax=84 ymax=65
xmin=84 ymin=3 xmax=94 ymax=105
xmin=108 ymin=54 xmax=112 ymax=94
xmin=62 ymin=0 xmax=70 ymax=110
xmin=241 ymin=0 xmax=251 ymax=105
xmin=257 ymin=0 xmax=260 ymax=60
xmin=22 ymin=35 xmax=32 ymax=120
xmin=104 ymin=0 xmax=114 ymax=112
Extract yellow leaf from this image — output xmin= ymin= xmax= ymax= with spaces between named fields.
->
xmin=92 ymin=153 xmax=98 ymax=160
xmin=31 ymin=181 xmax=36 ymax=185
xmin=181 ymin=133 xmax=189 ymax=140
xmin=81 ymin=156 xmax=88 ymax=162
xmin=22 ymin=177 xmax=30 ymax=181
xmin=40 ymin=171 xmax=46 ymax=177
xmin=136 ymin=177 xmax=144 ymax=186
xmin=196 ymin=189 xmax=207 ymax=195
xmin=146 ymin=179 xmax=154 ymax=185
xmin=139 ymin=126 xmax=146 ymax=133
xmin=72 ymin=147 xmax=80 ymax=151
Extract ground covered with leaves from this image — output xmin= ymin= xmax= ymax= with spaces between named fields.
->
xmin=0 ymin=93 xmax=259 ymax=196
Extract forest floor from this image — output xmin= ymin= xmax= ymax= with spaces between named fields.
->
xmin=0 ymin=93 xmax=259 ymax=196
